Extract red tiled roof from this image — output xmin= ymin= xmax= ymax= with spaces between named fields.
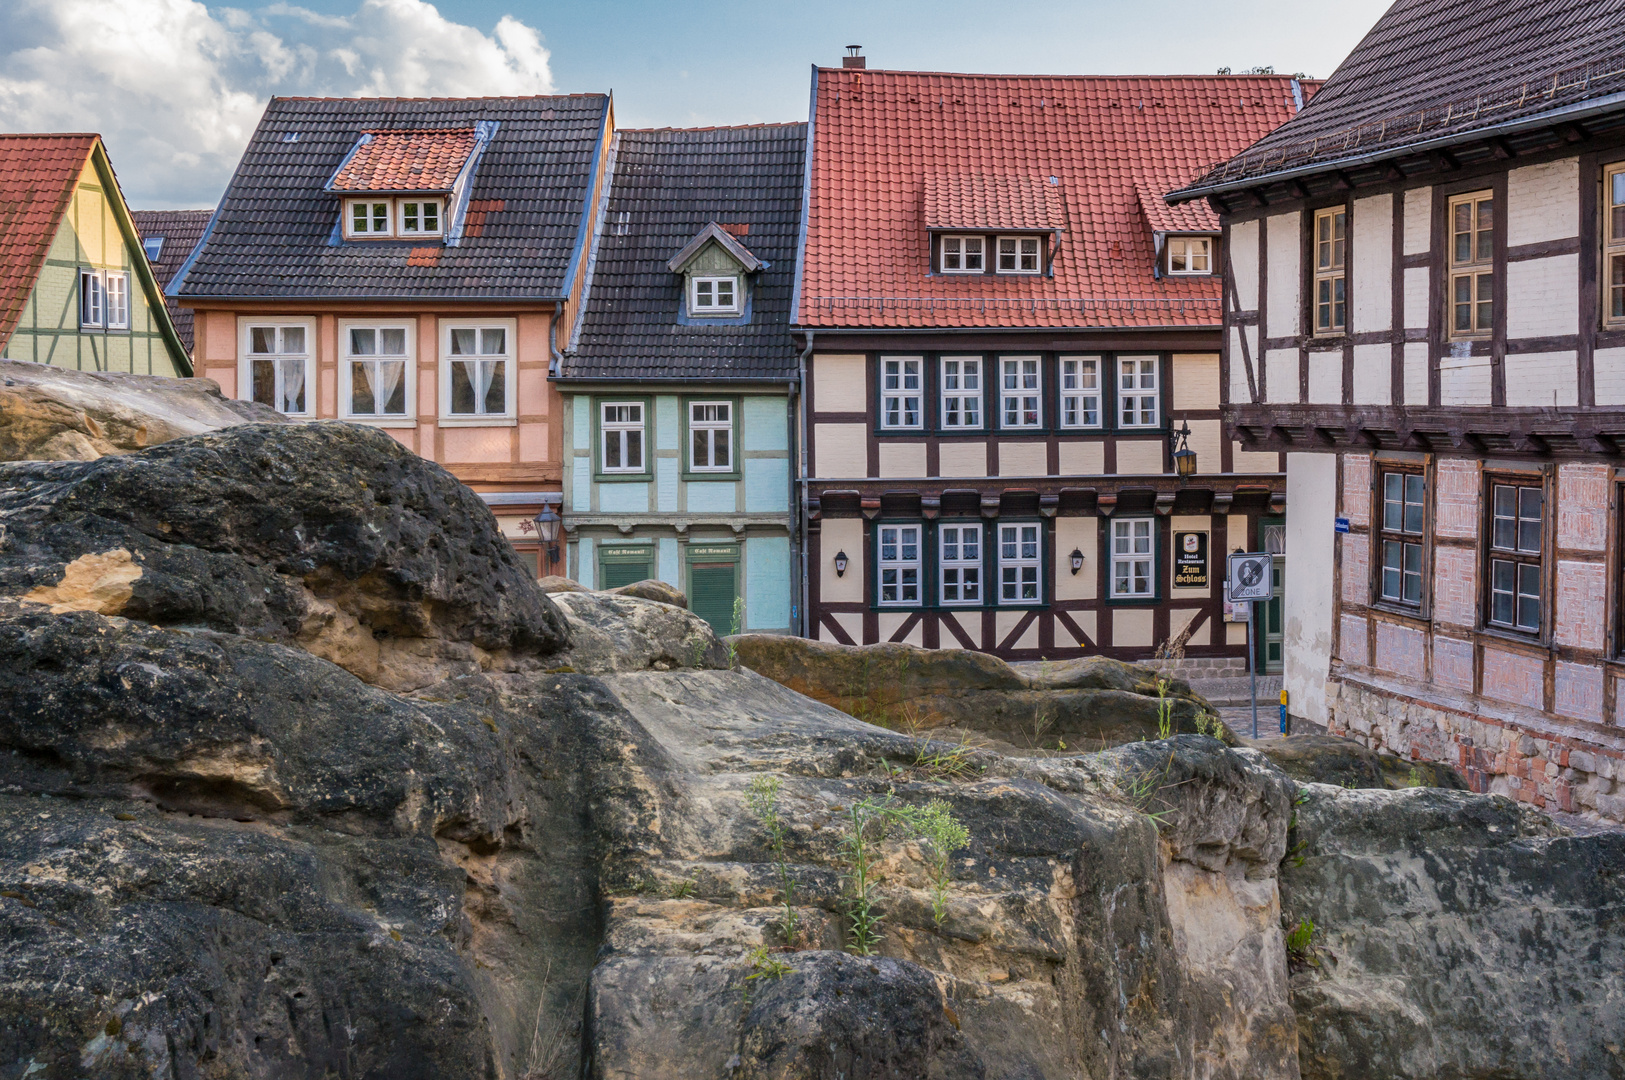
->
xmin=1136 ymin=182 xmax=1219 ymax=233
xmin=0 ymin=134 xmax=97 ymax=346
xmin=799 ymin=71 xmax=1309 ymax=329
xmin=923 ymin=173 xmax=1069 ymax=231
xmin=328 ymin=129 xmax=478 ymax=192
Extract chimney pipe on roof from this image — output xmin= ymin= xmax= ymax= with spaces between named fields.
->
xmin=843 ymin=45 xmax=866 ymax=69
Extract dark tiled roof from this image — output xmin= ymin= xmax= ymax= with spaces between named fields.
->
xmin=328 ymin=129 xmax=478 ymax=192
xmin=1176 ymin=0 xmax=1625 ymax=194
xmin=0 ymin=135 xmax=97 ymax=346
xmin=175 ymin=95 xmax=609 ymax=299
xmin=562 ymin=123 xmax=806 ymax=382
xmin=132 ymin=209 xmax=210 ymax=354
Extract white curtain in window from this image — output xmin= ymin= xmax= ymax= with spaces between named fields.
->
xmin=376 ymin=359 xmax=404 ymax=411
xmin=279 ymin=357 xmax=305 ymax=413
xmin=473 ymin=359 xmax=497 ymax=410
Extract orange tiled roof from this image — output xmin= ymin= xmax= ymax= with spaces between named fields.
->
xmin=1136 ymin=181 xmax=1219 ymax=234
xmin=0 ymin=134 xmax=97 ymax=346
xmin=923 ymin=173 xmax=1069 ymax=231
xmin=799 ymin=70 xmax=1310 ymax=329
xmin=328 ymin=128 xmax=478 ymax=192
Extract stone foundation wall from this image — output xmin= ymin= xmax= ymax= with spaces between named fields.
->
xmin=1328 ymin=674 xmax=1625 ymax=824
xmin=1143 ymin=655 xmax=1248 ymax=679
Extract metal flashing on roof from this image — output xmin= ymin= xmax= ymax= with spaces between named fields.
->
xmin=666 ymin=221 xmax=765 ymax=273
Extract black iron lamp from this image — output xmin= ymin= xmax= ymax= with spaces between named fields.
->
xmin=834 ymin=550 xmax=849 ymax=577
xmin=1169 ymin=420 xmax=1197 ymax=480
xmin=532 ymin=505 xmax=561 ymax=568
xmin=1070 ymin=548 xmax=1085 ymax=575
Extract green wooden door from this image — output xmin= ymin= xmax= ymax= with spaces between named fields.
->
xmin=600 ymin=547 xmax=653 ymax=589
xmin=690 ymin=563 xmax=738 ymax=636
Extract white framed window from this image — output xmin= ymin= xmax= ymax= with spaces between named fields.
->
xmin=346 ymin=199 xmax=393 ymax=237
xmin=998 ymin=523 xmax=1042 ymax=604
xmin=689 ymin=400 xmax=733 ymax=471
xmin=1060 ymin=356 xmax=1101 ymax=428
xmin=939 ymin=523 xmax=982 ymax=605
xmin=600 ymin=401 xmax=645 ymax=473
xmin=78 ymin=269 xmax=105 ymax=329
xmin=940 ymin=356 xmax=982 ymax=429
xmin=240 ymin=320 xmax=314 ymax=417
xmin=690 ymin=275 xmax=740 ymax=315
xmin=1117 ymin=356 xmax=1160 ymax=428
xmin=996 ymin=235 xmax=1042 ymax=274
xmin=1001 ymin=356 xmax=1042 ymax=428
xmin=442 ymin=321 xmax=514 ymax=421
xmin=342 ymin=322 xmax=412 ymax=420
xmin=1111 ymin=518 xmax=1155 ymax=598
xmin=881 ymin=356 xmax=923 ymax=429
xmin=104 ymin=272 xmax=129 ymax=330
xmin=398 ymin=199 xmax=443 ymax=236
xmin=1166 ymin=236 xmax=1213 ymax=275
xmin=940 ymin=234 xmax=984 ymax=273
xmin=877 ymin=524 xmax=922 ymax=606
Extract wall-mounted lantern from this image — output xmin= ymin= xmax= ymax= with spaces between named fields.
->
xmin=834 ymin=550 xmax=849 ymax=577
xmin=1069 ymin=548 xmax=1085 ymax=575
xmin=1170 ymin=420 xmax=1197 ymax=480
xmin=532 ymin=505 xmax=561 ymax=567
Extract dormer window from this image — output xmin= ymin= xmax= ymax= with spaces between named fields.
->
xmin=348 ymin=200 xmax=392 ymax=237
xmin=400 ymin=199 xmax=443 ymax=236
xmin=940 ymin=235 xmax=984 ymax=273
xmin=1166 ymin=236 xmax=1213 ymax=275
xmin=328 ymin=128 xmax=487 ymax=244
xmin=691 ymin=275 xmax=740 ymax=315
xmin=996 ymin=235 xmax=1042 ymax=274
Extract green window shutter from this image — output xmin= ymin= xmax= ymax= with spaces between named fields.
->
xmin=601 ymin=559 xmax=652 ymax=590
xmin=690 ymin=564 xmax=737 ymax=635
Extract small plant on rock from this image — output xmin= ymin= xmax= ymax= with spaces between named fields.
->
xmin=915 ymin=799 xmax=970 ymax=926
xmin=740 ymin=945 xmax=793 ymax=1008
xmin=726 ymin=596 xmax=746 ymax=667
xmin=1284 ymin=915 xmax=1320 ymax=970
xmin=837 ymin=793 xmax=970 ymax=952
xmin=745 ymin=775 xmax=800 ymax=946
xmin=1155 ymin=678 xmax=1176 ymax=740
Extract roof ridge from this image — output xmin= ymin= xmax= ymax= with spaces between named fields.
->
xmin=813 ymin=68 xmax=1305 ymax=83
xmin=268 ymin=93 xmax=606 ymax=103
xmin=620 ymin=122 xmax=806 ymax=133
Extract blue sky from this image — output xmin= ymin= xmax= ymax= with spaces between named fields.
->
xmin=0 ymin=0 xmax=1391 ymax=207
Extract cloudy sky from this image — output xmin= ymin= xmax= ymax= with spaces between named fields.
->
xmin=0 ymin=0 xmax=1392 ymax=210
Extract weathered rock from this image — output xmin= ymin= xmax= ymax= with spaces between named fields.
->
xmin=730 ymin=634 xmax=1227 ymax=748
xmin=537 ymin=573 xmax=590 ymax=594
xmin=1281 ymin=784 xmax=1625 ymax=1080
xmin=0 ymin=422 xmax=568 ymax=689
xmin=550 ymin=589 xmax=729 ymax=673
xmin=0 ymin=358 xmax=281 ymax=461
xmin=1259 ymin=733 xmax=1469 ymax=791
xmin=608 ymin=578 xmax=689 ymax=608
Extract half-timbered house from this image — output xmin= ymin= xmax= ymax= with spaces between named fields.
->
xmin=795 ymin=59 xmax=1310 ymax=662
xmin=1168 ymin=0 xmax=1625 ymax=822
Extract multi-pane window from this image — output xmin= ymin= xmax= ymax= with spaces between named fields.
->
xmin=939 ymin=524 xmax=982 ymax=605
xmin=1001 ymin=357 xmax=1041 ymax=427
xmin=878 ymin=524 xmax=921 ymax=606
xmin=446 ymin=325 xmax=510 ymax=416
xmin=345 ymin=325 xmax=409 ymax=417
xmin=996 ymin=236 xmax=1041 ymax=274
xmin=881 ymin=357 xmax=922 ymax=429
xmin=1117 ymin=356 xmax=1159 ymax=427
xmin=1313 ymin=208 xmax=1346 ymax=334
xmin=601 ymin=402 xmax=645 ymax=473
xmin=1605 ymin=163 xmax=1625 ymax=327
xmin=689 ymin=401 xmax=733 ymax=471
xmin=348 ymin=200 xmax=392 ymax=236
xmin=1111 ymin=518 xmax=1155 ymax=598
xmin=1167 ymin=236 xmax=1212 ymax=275
xmin=245 ymin=324 xmax=311 ymax=415
xmin=1060 ymin=356 xmax=1101 ymax=428
xmin=1449 ymin=191 xmax=1495 ymax=339
xmin=78 ymin=269 xmax=104 ymax=328
xmin=691 ymin=276 xmax=740 ymax=315
xmin=399 ymin=199 xmax=442 ymax=236
xmin=998 ymin=523 xmax=1041 ymax=603
xmin=1378 ymin=471 xmax=1425 ymax=607
xmin=941 ymin=235 xmax=984 ymax=273
xmin=104 ymin=272 xmax=129 ymax=329
xmin=940 ymin=357 xmax=982 ymax=429
xmin=1487 ymin=481 xmax=1543 ymax=634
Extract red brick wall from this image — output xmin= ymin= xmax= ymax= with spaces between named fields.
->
xmin=1557 ymin=463 xmax=1609 ymax=551
xmin=1338 ymin=612 xmax=1367 ymax=663
xmin=1432 ymin=633 xmax=1475 ymax=692
xmin=1554 ymin=659 xmax=1603 ymax=722
xmin=1480 ymin=646 xmax=1545 ymax=711
xmin=1343 ymin=453 xmax=1371 ymax=527
xmin=1431 ymin=545 xmax=1478 ymax=629
xmin=1433 ymin=457 xmax=1480 ymax=539
xmin=1555 ymin=560 xmax=1607 ymax=651
xmin=1374 ymin=619 xmax=1426 ymax=681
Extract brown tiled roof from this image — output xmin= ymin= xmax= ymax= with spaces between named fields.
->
xmin=0 ymin=134 xmax=97 ymax=347
xmin=922 ymin=173 xmax=1069 ymax=231
xmin=799 ymin=70 xmax=1308 ymax=330
xmin=328 ymin=128 xmax=479 ymax=192
xmin=1175 ymin=0 xmax=1625 ymax=195
xmin=132 ymin=209 xmax=211 ymax=355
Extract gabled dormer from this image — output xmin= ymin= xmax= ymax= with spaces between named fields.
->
xmin=323 ymin=122 xmax=498 ymax=246
xmin=922 ymin=173 xmax=1067 ymax=277
xmin=666 ymin=222 xmax=765 ymax=323
xmin=1137 ymin=183 xmax=1219 ymax=279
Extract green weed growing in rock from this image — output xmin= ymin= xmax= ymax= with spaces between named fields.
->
xmin=1407 ymin=766 xmax=1426 ymax=788
xmin=746 ymin=775 xmax=800 ymax=945
xmin=726 ymin=596 xmax=746 ymax=667
xmin=1284 ymin=916 xmax=1320 ymax=969
xmin=1194 ymin=710 xmax=1223 ymax=739
xmin=837 ymin=794 xmax=966 ymax=954
xmin=911 ymin=735 xmax=980 ymax=781
xmin=915 ymin=799 xmax=970 ymax=926
xmin=1155 ymin=678 xmax=1176 ymax=740
xmin=740 ymin=945 xmax=792 ymax=1008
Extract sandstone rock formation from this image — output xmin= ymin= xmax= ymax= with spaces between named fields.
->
xmin=0 ymin=359 xmax=280 ymax=461
xmin=730 ymin=633 xmax=1227 ymax=748
xmin=1259 ymin=733 xmax=1468 ymax=790
xmin=0 ymin=417 xmax=1618 ymax=1080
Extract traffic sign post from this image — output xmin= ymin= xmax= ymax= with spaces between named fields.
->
xmin=1226 ymin=552 xmax=1273 ymax=740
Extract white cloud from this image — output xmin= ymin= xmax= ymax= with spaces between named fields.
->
xmin=0 ymin=0 xmax=554 ymax=208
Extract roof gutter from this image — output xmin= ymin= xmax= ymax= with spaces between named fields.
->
xmin=1168 ymin=88 xmax=1625 ymax=204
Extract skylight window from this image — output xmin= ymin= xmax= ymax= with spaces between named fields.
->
xmin=143 ymin=237 xmax=164 ymax=261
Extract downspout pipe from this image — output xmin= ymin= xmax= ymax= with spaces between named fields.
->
xmin=796 ymin=329 xmax=814 ymax=638
xmin=550 ymin=300 xmax=563 ymax=376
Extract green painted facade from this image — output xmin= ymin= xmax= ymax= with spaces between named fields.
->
xmin=2 ymin=153 xmax=189 ymax=376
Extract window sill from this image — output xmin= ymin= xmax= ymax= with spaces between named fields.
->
xmin=342 ymin=416 xmax=418 ymax=429
xmin=595 ymin=473 xmax=654 ymax=484
xmin=1369 ymin=601 xmax=1428 ymax=623
xmin=439 ymin=416 xmax=517 ymax=428
xmin=683 ymin=471 xmax=742 ymax=483
xmin=1478 ymin=624 xmax=1546 ymax=651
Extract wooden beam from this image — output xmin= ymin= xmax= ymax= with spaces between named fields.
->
xmin=1490 ymin=137 xmax=1516 ymax=160
xmin=1428 ymin=149 xmax=1460 ymax=172
xmin=1557 ymin=122 xmax=1588 ymax=144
